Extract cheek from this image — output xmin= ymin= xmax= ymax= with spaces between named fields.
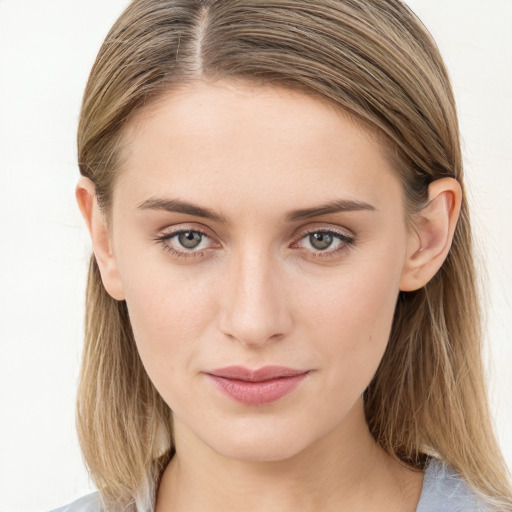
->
xmin=118 ymin=257 xmax=219 ymax=396
xmin=116 ymin=221 xmax=406 ymax=418
xmin=297 ymin=248 xmax=404 ymax=392
xmin=128 ymin=282 xmax=211 ymax=345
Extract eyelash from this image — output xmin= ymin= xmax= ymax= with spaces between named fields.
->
xmin=154 ymin=227 xmax=355 ymax=261
xmin=154 ymin=227 xmax=213 ymax=260
xmin=292 ymin=229 xmax=355 ymax=260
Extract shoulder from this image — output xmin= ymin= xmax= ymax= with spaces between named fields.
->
xmin=47 ymin=492 xmax=101 ymax=512
xmin=416 ymin=458 xmax=494 ymax=512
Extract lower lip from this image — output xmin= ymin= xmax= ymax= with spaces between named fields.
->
xmin=207 ymin=373 xmax=309 ymax=406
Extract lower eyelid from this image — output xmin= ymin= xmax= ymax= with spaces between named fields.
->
xmin=156 ymin=227 xmax=227 ymax=260
xmin=295 ymin=231 xmax=355 ymax=256
xmin=155 ymin=227 xmax=353 ymax=259
xmin=306 ymin=243 xmax=351 ymax=257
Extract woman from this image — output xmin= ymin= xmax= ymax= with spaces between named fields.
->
xmin=54 ymin=0 xmax=512 ymax=510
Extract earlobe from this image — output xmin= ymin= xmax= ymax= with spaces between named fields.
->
xmin=76 ymin=177 xmax=126 ymax=301
xmin=400 ymin=178 xmax=462 ymax=292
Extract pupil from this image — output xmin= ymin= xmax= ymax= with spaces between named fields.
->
xmin=310 ymin=232 xmax=333 ymax=250
xmin=178 ymin=231 xmax=202 ymax=249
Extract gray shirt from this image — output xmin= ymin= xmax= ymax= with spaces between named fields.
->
xmin=416 ymin=458 xmax=492 ymax=511
xmin=50 ymin=458 xmax=492 ymax=512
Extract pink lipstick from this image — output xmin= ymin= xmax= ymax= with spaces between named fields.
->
xmin=206 ymin=366 xmax=309 ymax=406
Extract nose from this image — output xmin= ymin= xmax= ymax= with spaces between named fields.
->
xmin=218 ymin=248 xmax=293 ymax=348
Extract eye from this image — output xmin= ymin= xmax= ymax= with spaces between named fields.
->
xmin=176 ymin=231 xmax=204 ymax=249
xmin=306 ymin=232 xmax=336 ymax=250
xmin=155 ymin=228 xmax=217 ymax=258
xmin=293 ymin=228 xmax=355 ymax=258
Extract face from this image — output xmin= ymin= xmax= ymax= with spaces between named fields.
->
xmin=107 ymin=80 xmax=413 ymax=462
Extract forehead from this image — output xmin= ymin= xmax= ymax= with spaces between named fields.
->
xmin=115 ymin=80 xmax=402 ymax=215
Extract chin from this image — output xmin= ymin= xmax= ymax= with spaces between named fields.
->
xmin=200 ymin=418 xmax=323 ymax=464
xmin=215 ymin=438 xmax=308 ymax=463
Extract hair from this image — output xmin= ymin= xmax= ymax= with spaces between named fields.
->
xmin=76 ymin=1 xmax=512 ymax=510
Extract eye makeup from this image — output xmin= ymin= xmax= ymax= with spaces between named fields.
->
xmin=291 ymin=228 xmax=355 ymax=260
xmin=153 ymin=223 xmax=356 ymax=262
xmin=153 ymin=226 xmax=217 ymax=260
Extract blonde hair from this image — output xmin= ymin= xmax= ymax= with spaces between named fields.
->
xmin=77 ymin=0 xmax=512 ymax=510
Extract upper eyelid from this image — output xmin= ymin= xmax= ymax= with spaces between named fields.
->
xmin=156 ymin=224 xmax=355 ymax=248
xmin=153 ymin=225 xmax=214 ymax=249
xmin=159 ymin=223 xmax=212 ymax=236
xmin=291 ymin=231 xmax=353 ymax=251
xmin=293 ymin=225 xmax=354 ymax=241
xmin=159 ymin=227 xmax=216 ymax=248
xmin=158 ymin=224 xmax=352 ymax=236
xmin=157 ymin=224 xmax=217 ymax=244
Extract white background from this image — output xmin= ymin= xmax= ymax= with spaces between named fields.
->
xmin=0 ymin=1 xmax=511 ymax=511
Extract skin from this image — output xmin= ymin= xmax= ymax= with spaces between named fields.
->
xmin=77 ymin=80 xmax=461 ymax=511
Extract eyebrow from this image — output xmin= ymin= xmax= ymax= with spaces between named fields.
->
xmin=138 ymin=198 xmax=227 ymax=223
xmin=285 ymin=199 xmax=376 ymax=221
xmin=137 ymin=197 xmax=376 ymax=223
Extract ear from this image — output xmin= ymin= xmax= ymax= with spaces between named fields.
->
xmin=76 ymin=177 xmax=126 ymax=301
xmin=400 ymin=177 xmax=462 ymax=292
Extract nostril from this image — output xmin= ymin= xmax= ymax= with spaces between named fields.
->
xmin=218 ymin=309 xmax=290 ymax=347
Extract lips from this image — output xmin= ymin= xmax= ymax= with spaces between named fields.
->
xmin=206 ymin=365 xmax=310 ymax=406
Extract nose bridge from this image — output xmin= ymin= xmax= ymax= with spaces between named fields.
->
xmin=219 ymin=242 xmax=291 ymax=347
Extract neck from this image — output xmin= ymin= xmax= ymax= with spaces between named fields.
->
xmin=156 ymin=399 xmax=423 ymax=512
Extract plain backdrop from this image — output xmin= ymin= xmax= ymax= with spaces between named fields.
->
xmin=0 ymin=1 xmax=511 ymax=511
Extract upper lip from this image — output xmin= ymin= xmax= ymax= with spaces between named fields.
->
xmin=207 ymin=366 xmax=309 ymax=382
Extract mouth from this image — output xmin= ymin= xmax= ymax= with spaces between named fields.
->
xmin=205 ymin=366 xmax=310 ymax=406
